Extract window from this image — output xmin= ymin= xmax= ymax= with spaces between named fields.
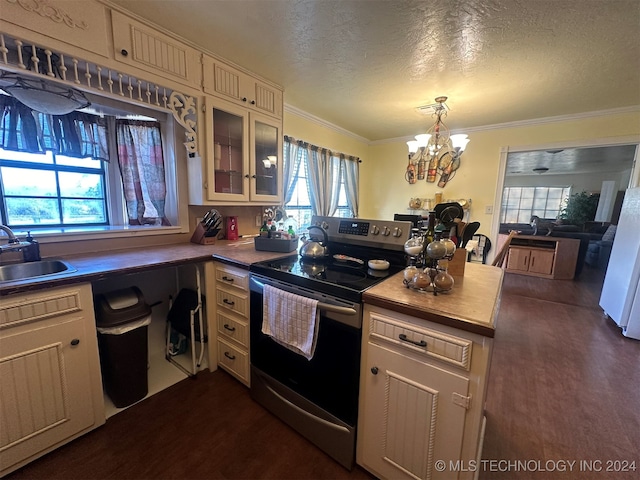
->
xmin=0 ymin=94 xmax=175 ymax=233
xmin=283 ymin=137 xmax=357 ymax=233
xmin=501 ymin=186 xmax=571 ymax=223
xmin=0 ymin=148 xmax=107 ymax=227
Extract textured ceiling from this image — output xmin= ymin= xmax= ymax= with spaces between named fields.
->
xmin=108 ymin=0 xmax=640 ymax=142
xmin=506 ymin=145 xmax=637 ymax=177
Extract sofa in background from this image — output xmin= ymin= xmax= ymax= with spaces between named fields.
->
xmin=585 ymin=225 xmax=617 ymax=269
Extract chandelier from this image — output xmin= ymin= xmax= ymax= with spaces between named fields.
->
xmin=405 ymin=96 xmax=469 ymax=187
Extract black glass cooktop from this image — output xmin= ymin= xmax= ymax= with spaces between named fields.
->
xmin=250 ymin=243 xmax=406 ymax=302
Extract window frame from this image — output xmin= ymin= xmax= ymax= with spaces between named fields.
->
xmin=283 ymin=143 xmax=353 ymax=233
xmin=0 ymin=93 xmax=185 ymax=240
xmin=500 ymin=185 xmax=571 ymax=224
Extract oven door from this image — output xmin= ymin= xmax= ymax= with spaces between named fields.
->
xmin=249 ymin=273 xmax=362 ymax=469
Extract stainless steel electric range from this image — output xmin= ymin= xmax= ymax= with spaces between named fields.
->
xmin=249 ymin=216 xmax=411 ymax=469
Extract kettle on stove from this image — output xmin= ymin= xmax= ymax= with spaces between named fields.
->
xmin=299 ymin=225 xmax=330 ymax=259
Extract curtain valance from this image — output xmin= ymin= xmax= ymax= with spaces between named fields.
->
xmin=0 ymin=95 xmax=109 ymax=161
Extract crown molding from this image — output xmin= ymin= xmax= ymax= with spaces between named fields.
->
xmin=370 ymin=105 xmax=640 ymax=146
xmin=284 ymin=104 xmax=370 ymax=144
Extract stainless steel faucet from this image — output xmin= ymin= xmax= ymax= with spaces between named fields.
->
xmin=0 ymin=224 xmax=32 ymax=254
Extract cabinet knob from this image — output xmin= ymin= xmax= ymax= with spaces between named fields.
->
xmin=121 ymin=49 xmax=128 ymax=57
xmin=371 ymin=366 xmax=378 ymax=375
xmin=242 ymin=97 xmax=247 ymax=102
xmin=245 ymin=174 xmax=250 ymax=179
xmin=70 ymin=338 xmax=80 ymax=346
xmin=252 ymin=174 xmax=257 ymax=179
xmin=250 ymin=100 xmax=256 ymax=105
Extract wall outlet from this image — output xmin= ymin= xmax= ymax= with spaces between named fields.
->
xmin=255 ymin=215 xmax=262 ymax=227
xmin=485 ymin=205 xmax=493 ymax=214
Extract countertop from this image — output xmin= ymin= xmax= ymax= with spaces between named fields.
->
xmin=363 ymin=262 xmax=503 ymax=337
xmin=0 ymin=239 xmax=294 ymax=296
xmin=2 ymin=241 xmax=502 ymax=338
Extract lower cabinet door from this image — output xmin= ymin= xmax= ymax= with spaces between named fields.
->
xmin=529 ymin=249 xmax=554 ymax=275
xmin=0 ymin=317 xmax=98 ymax=474
xmin=359 ymin=343 xmax=470 ymax=480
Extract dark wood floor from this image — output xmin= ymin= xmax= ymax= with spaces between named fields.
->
xmin=7 ymin=265 xmax=640 ymax=480
xmin=479 ymin=265 xmax=640 ymax=480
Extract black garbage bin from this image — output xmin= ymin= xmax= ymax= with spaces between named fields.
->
xmin=94 ymin=286 xmax=151 ymax=408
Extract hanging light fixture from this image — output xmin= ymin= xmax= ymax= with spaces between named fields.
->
xmin=1 ymin=72 xmax=90 ymax=115
xmin=405 ymin=96 xmax=469 ymax=187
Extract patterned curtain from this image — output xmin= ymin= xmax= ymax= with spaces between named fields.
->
xmin=116 ymin=120 xmax=170 ymax=226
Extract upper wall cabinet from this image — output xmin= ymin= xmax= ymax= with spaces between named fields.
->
xmin=0 ymin=0 xmax=110 ymax=59
xmin=202 ymin=55 xmax=283 ymax=119
xmin=200 ymin=96 xmax=283 ymax=204
xmin=110 ymin=10 xmax=202 ymax=89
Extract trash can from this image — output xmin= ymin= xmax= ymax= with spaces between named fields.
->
xmin=94 ymin=286 xmax=152 ymax=408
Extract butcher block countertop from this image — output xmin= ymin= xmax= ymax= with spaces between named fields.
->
xmin=363 ymin=262 xmax=503 ymax=338
xmin=0 ymin=239 xmax=291 ymax=296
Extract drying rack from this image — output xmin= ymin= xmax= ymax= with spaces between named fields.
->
xmin=165 ymin=264 xmax=206 ymax=377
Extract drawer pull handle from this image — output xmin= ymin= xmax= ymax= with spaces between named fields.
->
xmin=223 ymin=324 xmax=236 ymax=332
xmin=222 ymin=276 xmax=234 ymax=283
xmin=223 ymin=298 xmax=235 ymax=306
xmin=399 ymin=333 xmax=427 ymax=348
xmin=224 ymin=351 xmax=236 ymax=360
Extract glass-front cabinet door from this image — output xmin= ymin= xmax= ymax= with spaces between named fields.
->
xmin=205 ymin=97 xmax=282 ymax=204
xmin=250 ymin=113 xmax=282 ymax=203
xmin=206 ymin=98 xmax=249 ymax=201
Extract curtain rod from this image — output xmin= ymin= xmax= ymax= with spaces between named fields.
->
xmin=285 ymin=135 xmax=362 ymax=163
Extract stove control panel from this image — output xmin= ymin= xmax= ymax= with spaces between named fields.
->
xmin=310 ymin=216 xmax=411 ymax=250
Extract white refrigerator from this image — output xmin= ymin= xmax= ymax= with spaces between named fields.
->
xmin=599 ymin=186 xmax=640 ymax=340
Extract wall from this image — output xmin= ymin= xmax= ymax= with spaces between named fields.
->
xmin=360 ymin=111 xmax=640 ymax=239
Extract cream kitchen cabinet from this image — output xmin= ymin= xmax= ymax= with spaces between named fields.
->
xmin=0 ymin=284 xmax=105 ymax=477
xmin=111 ymin=10 xmax=202 ymax=89
xmin=197 ymin=96 xmax=283 ymax=204
xmin=357 ymin=305 xmax=493 ymax=480
xmin=203 ymin=55 xmax=283 ymax=119
xmin=210 ymin=262 xmax=251 ymax=386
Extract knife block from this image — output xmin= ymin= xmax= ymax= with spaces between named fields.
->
xmin=190 ymin=223 xmax=217 ymax=245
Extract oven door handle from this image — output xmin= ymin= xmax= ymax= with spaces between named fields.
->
xmin=317 ymin=302 xmax=357 ymax=316
xmin=252 ymin=277 xmax=357 ymax=316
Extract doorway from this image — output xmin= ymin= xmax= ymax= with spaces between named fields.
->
xmin=490 ymin=137 xmax=639 ymax=291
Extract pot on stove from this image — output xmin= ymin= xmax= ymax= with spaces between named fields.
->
xmin=300 ymin=225 xmax=330 ymax=259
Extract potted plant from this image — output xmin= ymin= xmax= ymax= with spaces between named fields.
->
xmin=558 ymin=191 xmax=599 ymax=229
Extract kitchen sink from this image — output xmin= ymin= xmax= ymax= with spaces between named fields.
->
xmin=0 ymin=259 xmax=76 ymax=283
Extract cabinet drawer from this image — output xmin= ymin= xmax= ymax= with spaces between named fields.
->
xmin=217 ymin=338 xmax=249 ymax=384
xmin=0 ymin=286 xmax=86 ymax=330
xmin=216 ymin=310 xmax=248 ymax=348
xmin=216 ymin=289 xmax=249 ymax=319
xmin=368 ymin=311 xmax=472 ymax=371
xmin=215 ymin=264 xmax=249 ymax=292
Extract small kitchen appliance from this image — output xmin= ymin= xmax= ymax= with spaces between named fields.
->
xmin=226 ymin=216 xmax=238 ymax=240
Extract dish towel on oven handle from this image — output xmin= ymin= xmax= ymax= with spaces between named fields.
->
xmin=262 ymin=284 xmax=319 ymax=360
